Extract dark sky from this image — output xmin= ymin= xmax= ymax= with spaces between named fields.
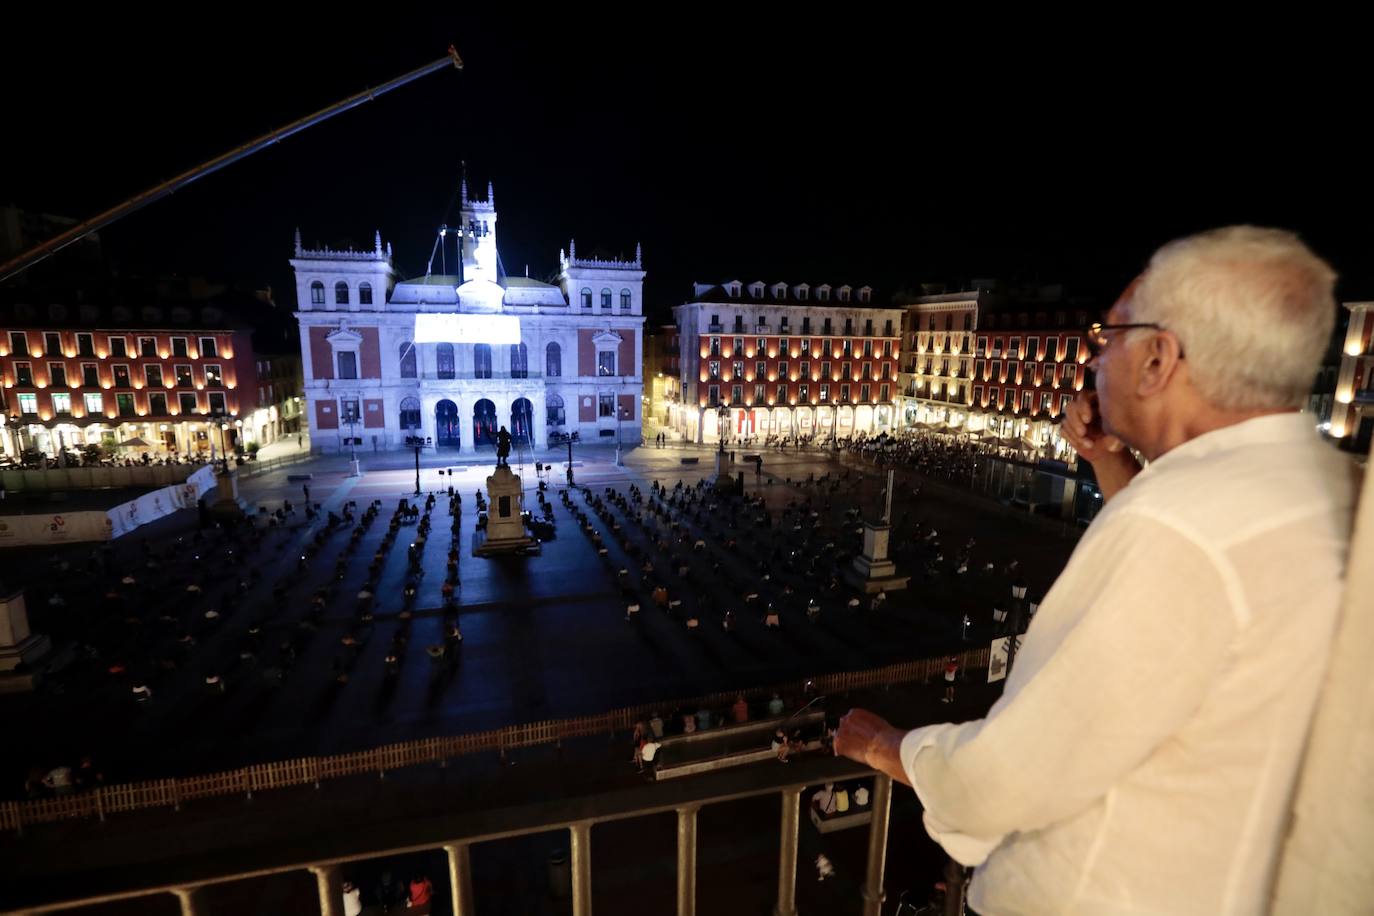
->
xmin=3 ymin=13 xmax=1368 ymax=325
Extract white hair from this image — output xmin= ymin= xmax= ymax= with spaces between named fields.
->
xmin=1132 ymin=226 xmax=1337 ymax=411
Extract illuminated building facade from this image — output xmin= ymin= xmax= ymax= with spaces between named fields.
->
xmin=0 ymin=301 xmax=257 ymax=460
xmin=898 ymin=284 xmax=1096 ymax=461
xmin=671 ymin=281 xmax=903 ymax=444
xmin=292 ymin=176 xmax=645 ymax=454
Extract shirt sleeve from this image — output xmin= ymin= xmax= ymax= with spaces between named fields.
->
xmin=898 ymin=509 xmax=1239 ymax=860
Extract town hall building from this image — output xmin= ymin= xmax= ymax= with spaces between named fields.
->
xmin=291 ymin=174 xmax=645 ymax=456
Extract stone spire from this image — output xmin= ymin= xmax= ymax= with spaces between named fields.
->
xmin=487 ymin=180 xmax=495 ymax=204
xmin=460 ymin=160 xmax=468 ymax=201
xmin=374 ymin=230 xmax=382 ymax=254
xmin=635 ymin=242 xmax=642 ymax=266
xmin=294 ymin=227 xmax=302 ymax=257
xmin=569 ymin=238 xmax=576 ymax=261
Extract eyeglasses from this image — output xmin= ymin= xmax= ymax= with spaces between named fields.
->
xmin=1085 ymin=322 xmax=1185 ymax=359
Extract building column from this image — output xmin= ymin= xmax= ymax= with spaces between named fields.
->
xmin=696 ymin=408 xmax=704 ymax=445
xmin=677 ymin=804 xmax=700 ymax=916
xmin=310 ymin=865 xmax=344 ymax=916
xmin=570 ymin=820 xmax=593 ymax=916
xmin=860 ymin=775 xmax=894 ymax=916
xmin=533 ymin=391 xmax=547 ymax=450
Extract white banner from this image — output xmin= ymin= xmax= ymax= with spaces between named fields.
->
xmin=107 ymin=465 xmax=217 ymax=539
xmin=988 ymin=637 xmax=1011 ymax=683
xmin=0 ymin=512 xmax=112 ymax=546
xmin=414 ymin=313 xmax=521 ymax=344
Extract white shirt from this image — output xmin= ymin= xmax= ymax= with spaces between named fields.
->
xmin=899 ymin=414 xmax=1356 ymax=916
xmin=342 ymin=887 xmax=362 ymax=916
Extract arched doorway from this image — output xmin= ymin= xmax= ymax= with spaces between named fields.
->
xmin=435 ymin=399 xmax=460 ymax=448
xmin=511 ymin=398 xmax=533 ymax=444
xmin=473 ymin=399 xmax=497 ymax=447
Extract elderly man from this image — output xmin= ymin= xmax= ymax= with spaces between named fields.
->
xmin=835 ymin=227 xmax=1357 ymax=915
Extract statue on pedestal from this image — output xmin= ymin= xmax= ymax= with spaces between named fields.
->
xmin=496 ymin=426 xmax=512 ymax=466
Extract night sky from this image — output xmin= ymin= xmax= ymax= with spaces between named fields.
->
xmin=3 ymin=14 xmax=1367 ymax=325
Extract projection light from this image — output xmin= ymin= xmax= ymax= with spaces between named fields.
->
xmin=414 ymin=314 xmax=521 ymax=345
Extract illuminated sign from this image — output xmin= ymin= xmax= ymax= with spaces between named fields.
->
xmin=414 ymin=314 xmax=521 ymax=345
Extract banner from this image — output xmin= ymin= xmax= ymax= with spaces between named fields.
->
xmin=107 ymin=465 xmax=217 ymax=539
xmin=988 ymin=637 xmax=1011 ymax=683
xmin=0 ymin=512 xmax=113 ymax=546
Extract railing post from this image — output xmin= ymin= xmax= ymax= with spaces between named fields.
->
xmin=676 ymin=804 xmax=700 ymax=916
xmin=172 ymin=886 xmax=203 ymax=916
xmin=311 ymin=864 xmax=344 ymax=916
xmin=570 ymin=819 xmax=593 ymax=916
xmin=445 ymin=842 xmax=476 ymax=916
xmin=943 ymin=857 xmax=967 ymax=916
xmin=861 ymin=774 xmax=893 ymax=916
xmin=774 ymin=786 xmax=801 ymax=916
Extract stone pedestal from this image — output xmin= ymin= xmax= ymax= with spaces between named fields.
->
xmin=475 ymin=464 xmax=538 ymax=556
xmin=0 ymin=590 xmax=50 ymax=692
xmin=210 ymin=467 xmax=247 ymax=518
xmin=844 ymin=522 xmax=910 ymax=594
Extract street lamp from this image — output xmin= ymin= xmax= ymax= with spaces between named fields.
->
xmin=716 ymin=403 xmax=729 ymax=454
xmin=343 ymin=403 xmax=361 ymax=477
xmin=405 ymin=432 xmax=425 ymax=496
xmin=616 ymin=404 xmax=627 ymax=466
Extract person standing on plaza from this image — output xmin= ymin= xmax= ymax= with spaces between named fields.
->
xmin=834 ymin=227 xmax=1356 ymax=915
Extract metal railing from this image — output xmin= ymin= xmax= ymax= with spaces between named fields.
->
xmin=233 ymin=451 xmax=315 ymax=479
xmin=0 ymin=649 xmax=989 ymax=839
xmin=6 ymin=769 xmax=895 ymax=916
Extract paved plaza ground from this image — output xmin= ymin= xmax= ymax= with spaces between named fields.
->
xmin=0 ymin=439 xmax=1083 ymax=914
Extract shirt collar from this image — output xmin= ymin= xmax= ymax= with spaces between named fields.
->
xmin=1137 ymin=412 xmax=1314 ymax=480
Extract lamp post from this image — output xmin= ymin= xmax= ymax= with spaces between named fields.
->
xmin=405 ymin=432 xmax=424 ymax=496
xmin=717 ymin=404 xmax=729 ymax=454
xmin=344 ymin=403 xmax=361 ymax=477
xmin=1008 ymin=580 xmax=1029 ymax=675
xmin=6 ymin=413 xmax=20 ymax=460
xmin=616 ymin=404 xmax=626 ymax=466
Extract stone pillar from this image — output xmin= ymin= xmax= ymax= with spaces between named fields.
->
xmin=860 ymin=775 xmax=894 ymax=916
xmin=445 ymin=843 xmax=476 ymax=916
xmin=0 ymin=590 xmax=51 ymax=692
xmin=570 ymin=820 xmax=593 ymax=916
xmin=310 ymin=865 xmax=343 ymax=916
xmin=676 ymin=805 xmax=699 ymax=916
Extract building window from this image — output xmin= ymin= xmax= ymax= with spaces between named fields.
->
xmin=144 ymin=365 xmax=162 ymax=387
xmin=1065 ymin=337 xmax=1080 ymax=360
xmin=757 ymin=337 xmax=766 ymax=354
xmin=149 ymin=392 xmax=167 ymax=415
xmin=47 ymin=362 xmax=66 ymax=387
xmin=9 ymin=332 xmax=28 ymax=356
xmin=601 ymin=288 xmax=612 ymax=310
xmin=580 ymin=288 xmax=592 ymax=309
xmin=171 ymin=337 xmax=188 ymax=357
xmin=51 ymin=392 xmax=71 ymax=415
xmin=863 ymin=340 xmax=873 ymax=359
xmin=861 ymin=384 xmax=871 ymax=402
xmin=708 ymin=386 xmax=720 ymax=407
xmin=473 ymin=344 xmax=491 ymax=379
xmin=1040 ymin=392 xmax=1052 ymax=411
xmin=83 ymin=393 xmax=102 ymax=413
xmin=733 ymin=336 xmax=744 ymax=355
xmin=779 ymin=336 xmax=789 ymax=355
xmin=880 ymin=384 xmax=890 ymax=401
xmin=799 ymin=383 xmax=809 ymax=401
xmin=510 ymin=343 xmax=528 ymax=378
xmin=335 ymin=282 xmax=349 ymax=305
xmin=136 ymin=336 xmax=155 ymax=357
xmin=777 ymin=383 xmax=788 ymax=402
xmin=731 ymin=384 xmax=743 ymax=403
xmin=821 ymin=360 xmax=831 ymax=379
xmin=204 ymin=364 xmax=223 ymax=386
xmin=598 ymin=351 xmax=617 ymax=377
xmin=208 ymin=392 xmax=227 ymax=414
xmin=753 ymin=383 xmax=765 ymax=402
xmin=399 ymin=342 xmax=417 ymax=378
xmin=733 ymin=360 xmax=744 ymax=379
xmin=1062 ymin=365 xmax=1076 ymax=387
xmin=340 ymin=399 xmax=359 ymax=424
xmin=437 ymin=343 xmax=456 ymax=379
xmin=840 ymin=383 xmax=850 ymax=401
xmin=778 ymin=360 xmax=789 ymax=378
xmin=43 ymin=331 xmax=61 ymax=355
xmin=756 ymin=360 xmax=766 ymax=380
xmin=337 ymin=352 xmax=358 ymax=379
xmin=81 ymin=363 xmax=98 ymax=387
xmin=545 ymin=342 xmax=561 ymax=377
xmin=311 ymin=281 xmax=325 ymax=304
xmin=112 ymin=364 xmax=130 ymax=387
xmin=599 ymin=393 xmax=615 ymax=417
xmin=842 ymin=363 xmax=852 ymax=381
xmin=18 ymin=393 xmax=37 ymax=416
xmin=399 ymin=396 xmax=421 ymax=429
xmin=359 ymin=283 xmax=373 ymax=306
xmin=178 ymin=392 xmax=198 ymax=414
xmin=199 ymin=337 xmax=218 ymax=357
xmin=819 ymin=384 xmax=829 ymax=401
xmin=710 ymin=336 xmax=721 ymax=357
xmin=102 ymin=336 xmax=126 ymax=358
xmin=546 ymin=394 xmax=566 ymax=426
xmin=117 ymin=393 xmax=136 ymax=417
xmin=620 ymin=289 xmax=632 ymax=311
xmin=708 ymin=360 xmax=721 ymax=380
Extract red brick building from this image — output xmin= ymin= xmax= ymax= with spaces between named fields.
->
xmin=0 ymin=301 xmax=258 ymax=460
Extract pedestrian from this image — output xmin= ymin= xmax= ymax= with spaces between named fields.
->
xmin=732 ymin=695 xmax=749 ymax=723
xmin=833 ymin=227 xmax=1355 ymax=915
xmin=42 ymin=764 xmax=74 ymax=796
xmin=342 ymin=880 xmax=362 ymax=916
xmin=942 ymin=656 xmax=959 ymax=703
xmin=640 ymin=735 xmax=662 ymax=773
xmin=407 ymin=872 xmax=433 ymax=913
xmin=303 ymin=483 xmax=311 ymax=503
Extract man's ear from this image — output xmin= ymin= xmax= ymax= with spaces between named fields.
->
xmin=1135 ymin=332 xmax=1185 ymax=398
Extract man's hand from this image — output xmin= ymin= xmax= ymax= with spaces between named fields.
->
xmin=834 ymin=708 xmax=911 ymax=786
xmin=1059 ymin=392 xmax=1141 ymax=502
xmin=1060 ymin=391 xmax=1124 ymax=460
